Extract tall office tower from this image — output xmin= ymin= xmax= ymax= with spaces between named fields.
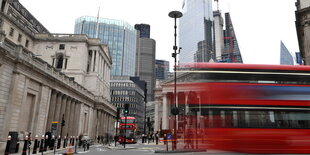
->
xmin=110 ymin=76 xmax=146 ymax=132
xmin=155 ymin=60 xmax=170 ymax=80
xmin=280 ymin=41 xmax=294 ymax=65
xmin=213 ymin=10 xmax=224 ymax=61
xmin=179 ymin=0 xmax=214 ymax=63
xmin=135 ymin=26 xmax=156 ymax=102
xmin=74 ymin=16 xmax=137 ymax=76
xmin=222 ymin=13 xmax=243 ymax=63
xmin=135 ymin=24 xmax=150 ymax=38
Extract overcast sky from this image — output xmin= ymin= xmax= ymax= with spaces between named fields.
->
xmin=19 ymin=0 xmax=299 ymax=67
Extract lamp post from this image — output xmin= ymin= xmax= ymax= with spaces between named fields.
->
xmin=168 ymin=10 xmax=182 ymax=151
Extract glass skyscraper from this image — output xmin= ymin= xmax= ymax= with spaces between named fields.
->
xmin=179 ymin=0 xmax=213 ymax=63
xmin=155 ymin=60 xmax=169 ymax=80
xmin=280 ymin=41 xmax=294 ymax=65
xmin=74 ymin=16 xmax=137 ymax=76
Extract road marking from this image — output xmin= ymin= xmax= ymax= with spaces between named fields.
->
xmin=95 ymin=148 xmax=106 ymax=151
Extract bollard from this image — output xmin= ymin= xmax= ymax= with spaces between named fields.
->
xmin=52 ymin=135 xmax=56 ymax=154
xmin=74 ymin=136 xmax=78 ymax=154
xmin=57 ymin=136 xmax=61 ymax=149
xmin=69 ymin=136 xmax=72 ymax=146
xmin=4 ymin=135 xmax=11 ymax=155
xmin=28 ymin=136 xmax=31 ymax=155
xmin=32 ymin=135 xmax=38 ymax=154
xmin=44 ymin=135 xmax=48 ymax=151
xmin=39 ymin=135 xmax=44 ymax=153
xmin=22 ymin=136 xmax=28 ymax=155
xmin=72 ymin=136 xmax=75 ymax=146
xmin=63 ymin=136 xmax=66 ymax=148
xmin=51 ymin=135 xmax=55 ymax=151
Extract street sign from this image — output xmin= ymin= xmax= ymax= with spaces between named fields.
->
xmin=167 ymin=133 xmax=173 ymax=140
xmin=51 ymin=122 xmax=58 ymax=136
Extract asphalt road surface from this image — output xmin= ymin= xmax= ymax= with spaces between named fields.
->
xmin=56 ymin=141 xmax=300 ymax=155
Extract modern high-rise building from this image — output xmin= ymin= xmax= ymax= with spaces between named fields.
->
xmin=135 ymin=24 xmax=156 ymax=102
xmin=135 ymin=24 xmax=150 ymax=38
xmin=179 ymin=0 xmax=214 ymax=63
xmin=221 ymin=13 xmax=243 ymax=63
xmin=155 ymin=60 xmax=169 ymax=80
xmin=110 ymin=76 xmax=145 ymax=133
xmin=74 ymin=16 xmax=137 ymax=76
xmin=280 ymin=41 xmax=294 ymax=65
xmin=213 ymin=10 xmax=224 ymax=61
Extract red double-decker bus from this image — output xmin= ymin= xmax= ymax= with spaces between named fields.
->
xmin=118 ymin=117 xmax=137 ymax=144
xmin=171 ymin=63 xmax=310 ymax=154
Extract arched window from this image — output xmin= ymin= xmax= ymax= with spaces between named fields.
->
xmin=56 ymin=54 xmax=64 ymax=69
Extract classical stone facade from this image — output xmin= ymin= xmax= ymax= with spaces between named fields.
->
xmin=0 ymin=0 xmax=116 ymax=154
xmin=296 ymin=0 xmax=310 ymax=65
xmin=154 ymin=74 xmax=203 ymax=133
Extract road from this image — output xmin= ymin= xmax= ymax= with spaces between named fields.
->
xmin=55 ymin=141 xmax=299 ymax=155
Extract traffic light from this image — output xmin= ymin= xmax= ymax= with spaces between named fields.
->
xmin=61 ymin=119 xmax=65 ymax=126
xmin=124 ymin=104 xmax=129 ymax=115
xmin=61 ymin=114 xmax=65 ymax=126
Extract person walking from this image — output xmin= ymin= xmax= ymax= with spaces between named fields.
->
xmin=155 ymin=132 xmax=159 ymax=145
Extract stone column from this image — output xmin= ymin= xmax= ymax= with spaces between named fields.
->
xmin=105 ymin=112 xmax=109 ymax=139
xmin=103 ymin=63 xmax=107 ymax=81
xmin=74 ymin=101 xmax=81 ymax=136
xmin=53 ymin=93 xmax=63 ymax=123
xmin=59 ymin=95 xmax=68 ymax=125
xmin=184 ymin=92 xmax=189 ymax=114
xmin=95 ymin=50 xmax=99 ymax=72
xmin=96 ymin=110 xmax=100 ymax=137
xmin=101 ymin=111 xmax=104 ymax=136
xmin=107 ymin=114 xmax=111 ymax=136
xmin=46 ymin=90 xmax=57 ymax=131
xmin=98 ymin=56 xmax=102 ymax=76
xmin=63 ymin=97 xmax=72 ymax=137
xmin=154 ymin=100 xmax=159 ymax=132
xmin=162 ymin=93 xmax=169 ymax=130
xmin=68 ymin=100 xmax=76 ymax=136
xmin=59 ymin=95 xmax=68 ymax=138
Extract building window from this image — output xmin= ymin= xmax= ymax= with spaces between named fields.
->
xmin=52 ymin=58 xmax=55 ymax=66
xmin=9 ymin=28 xmax=14 ymax=36
xmin=87 ymin=50 xmax=92 ymax=72
xmin=18 ymin=34 xmax=22 ymax=42
xmin=59 ymin=44 xmax=65 ymax=50
xmin=56 ymin=54 xmax=64 ymax=69
xmin=65 ymin=58 xmax=68 ymax=69
xmin=25 ymin=39 xmax=29 ymax=48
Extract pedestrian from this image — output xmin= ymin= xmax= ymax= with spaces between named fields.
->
xmin=163 ymin=134 xmax=167 ymax=145
xmin=142 ymin=134 xmax=145 ymax=143
xmin=155 ymin=132 xmax=159 ymax=145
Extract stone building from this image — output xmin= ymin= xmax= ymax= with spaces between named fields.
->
xmin=110 ymin=76 xmax=145 ymax=133
xmin=0 ymin=0 xmax=116 ymax=153
xmin=296 ymin=0 xmax=310 ymax=65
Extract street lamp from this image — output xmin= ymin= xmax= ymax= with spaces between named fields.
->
xmin=168 ymin=10 xmax=182 ymax=151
